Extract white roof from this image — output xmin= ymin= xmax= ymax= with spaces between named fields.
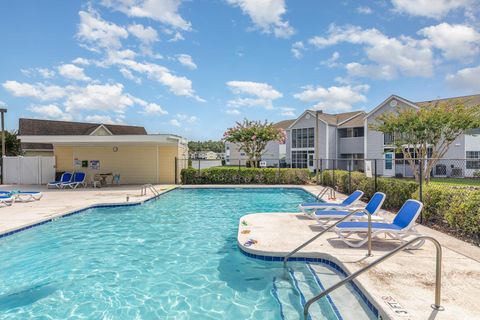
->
xmin=18 ymin=134 xmax=187 ymax=146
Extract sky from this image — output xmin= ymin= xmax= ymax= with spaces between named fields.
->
xmin=0 ymin=0 xmax=479 ymax=140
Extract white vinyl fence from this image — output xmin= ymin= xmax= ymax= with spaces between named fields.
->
xmin=2 ymin=156 xmax=55 ymax=185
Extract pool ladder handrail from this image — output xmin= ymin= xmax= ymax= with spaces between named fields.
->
xmin=141 ymin=184 xmax=160 ymax=196
xmin=315 ymin=186 xmax=336 ymax=201
xmin=283 ymin=209 xmax=371 ymax=268
xmin=302 ymin=235 xmax=444 ymax=319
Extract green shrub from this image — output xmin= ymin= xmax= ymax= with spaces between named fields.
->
xmin=181 ymin=167 xmax=310 ymax=185
xmin=422 ymin=186 xmax=480 ymax=237
xmin=319 ymin=170 xmax=417 ymax=209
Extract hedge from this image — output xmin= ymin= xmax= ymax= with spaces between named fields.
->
xmin=319 ymin=170 xmax=418 ymax=209
xmin=422 ymin=185 xmax=480 ymax=239
xmin=181 ymin=167 xmax=310 ymax=184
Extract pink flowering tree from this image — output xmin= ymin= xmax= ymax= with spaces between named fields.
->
xmin=223 ymin=119 xmax=286 ymax=167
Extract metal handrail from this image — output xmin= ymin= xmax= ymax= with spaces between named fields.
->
xmin=283 ymin=209 xmax=370 ymax=267
xmin=303 ymin=236 xmax=444 ymax=319
xmin=141 ymin=184 xmax=159 ymax=196
xmin=315 ymin=186 xmax=336 ymax=200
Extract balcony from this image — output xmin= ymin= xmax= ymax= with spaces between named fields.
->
xmin=339 ymin=136 xmax=364 ymax=154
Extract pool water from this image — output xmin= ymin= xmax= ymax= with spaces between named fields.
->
xmin=0 ymin=188 xmax=374 ymax=319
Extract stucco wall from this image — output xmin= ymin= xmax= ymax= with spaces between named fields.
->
xmin=54 ymin=144 xmax=181 ymax=184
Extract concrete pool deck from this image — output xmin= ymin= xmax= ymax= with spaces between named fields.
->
xmin=237 ymin=186 xmax=480 ymax=320
xmin=0 ymin=184 xmax=176 ymax=236
xmin=0 ymin=184 xmax=478 ymax=319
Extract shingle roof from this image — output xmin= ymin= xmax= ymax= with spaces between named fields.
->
xmin=415 ymin=94 xmax=480 ymax=109
xmin=19 ymin=118 xmax=147 ymax=152
xmin=307 ymin=110 xmax=365 ymax=126
xmin=19 ymin=118 xmax=147 ymax=136
xmin=273 ymin=119 xmax=295 ymax=129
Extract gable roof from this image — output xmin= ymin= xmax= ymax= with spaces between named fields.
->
xmin=273 ymin=119 xmax=295 ymax=129
xmin=287 ymin=110 xmax=366 ymax=129
xmin=415 ymin=94 xmax=480 ymax=109
xmin=19 ymin=118 xmax=147 ymax=136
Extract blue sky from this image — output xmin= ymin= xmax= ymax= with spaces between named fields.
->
xmin=1 ymin=0 xmax=479 ymax=140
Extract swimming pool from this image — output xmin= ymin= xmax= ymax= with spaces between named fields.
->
xmin=0 ymin=188 xmax=376 ymax=319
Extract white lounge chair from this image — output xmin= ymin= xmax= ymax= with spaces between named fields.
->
xmin=62 ymin=172 xmax=86 ymax=189
xmin=299 ymin=190 xmax=364 ymax=213
xmin=335 ymin=199 xmax=425 ymax=249
xmin=0 ymin=194 xmax=14 ymax=207
xmin=12 ymin=191 xmax=43 ymax=202
xmin=309 ymin=192 xmax=386 ymax=228
xmin=48 ymin=172 xmax=73 ymax=189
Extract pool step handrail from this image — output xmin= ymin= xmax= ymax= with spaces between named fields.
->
xmin=302 ymin=235 xmax=444 ymax=319
xmin=141 ymin=184 xmax=160 ymax=196
xmin=283 ymin=209 xmax=371 ymax=268
xmin=315 ymin=186 xmax=336 ymax=201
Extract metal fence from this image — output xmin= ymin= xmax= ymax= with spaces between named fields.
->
xmin=176 ymin=156 xmax=480 ymax=202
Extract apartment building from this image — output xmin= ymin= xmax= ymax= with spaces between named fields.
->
xmin=286 ymin=94 xmax=480 ymax=177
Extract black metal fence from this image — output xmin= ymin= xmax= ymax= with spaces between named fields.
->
xmin=176 ymin=156 xmax=480 ymax=199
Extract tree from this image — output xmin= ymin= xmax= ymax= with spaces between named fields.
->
xmin=188 ymin=140 xmax=225 ymax=153
xmin=223 ymin=119 xmax=286 ymax=167
xmin=371 ymin=101 xmax=480 ymax=183
xmin=0 ymin=130 xmax=22 ymax=156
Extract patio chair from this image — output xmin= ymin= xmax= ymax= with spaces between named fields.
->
xmin=299 ymin=190 xmax=364 ymax=213
xmin=12 ymin=191 xmax=43 ymax=202
xmin=335 ymin=199 xmax=424 ymax=249
xmin=47 ymin=172 xmax=73 ymax=189
xmin=61 ymin=172 xmax=87 ymax=189
xmin=0 ymin=193 xmax=14 ymax=207
xmin=309 ymin=192 xmax=386 ymax=228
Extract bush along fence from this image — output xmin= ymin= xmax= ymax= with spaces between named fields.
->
xmin=178 ymin=157 xmax=480 ymax=242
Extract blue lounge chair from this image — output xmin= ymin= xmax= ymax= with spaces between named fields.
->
xmin=47 ymin=172 xmax=73 ymax=189
xmin=309 ymin=192 xmax=386 ymax=227
xmin=62 ymin=172 xmax=86 ymax=189
xmin=335 ymin=199 xmax=424 ymax=249
xmin=299 ymin=190 xmax=364 ymax=213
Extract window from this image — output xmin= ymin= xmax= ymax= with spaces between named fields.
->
xmin=384 ymin=132 xmax=394 ymax=145
xmin=339 ymin=127 xmax=364 ymax=138
xmin=467 ymin=151 xmax=480 ymax=169
xmin=291 ymin=150 xmax=314 ymax=168
xmin=292 ymin=128 xmax=315 ymax=149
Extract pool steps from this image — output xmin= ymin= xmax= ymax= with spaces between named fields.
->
xmin=272 ymin=264 xmax=341 ymax=320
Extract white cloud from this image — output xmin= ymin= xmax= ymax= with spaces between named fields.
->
xmin=143 ymin=103 xmax=168 ymax=115
xmin=64 ymin=83 xmax=135 ymax=113
xmin=280 ymin=107 xmax=295 ymax=116
xmin=119 ymin=59 xmax=203 ymax=100
xmin=391 ymin=0 xmax=472 ymax=18
xmin=169 ymin=119 xmax=181 ymax=127
xmin=100 ymin=0 xmax=191 ymax=31
xmin=226 ymin=80 xmax=282 ymax=109
xmin=291 ymin=41 xmax=305 ymax=59
xmin=225 ymin=108 xmax=241 ymax=115
xmin=85 ymin=114 xmax=123 ymax=124
xmin=77 ymin=9 xmax=128 ymax=51
xmin=227 ymin=0 xmax=294 ymax=38
xmin=356 ymin=6 xmax=373 ymax=14
xmin=345 ymin=63 xmax=397 ymax=80
xmin=72 ymin=57 xmax=91 ymax=65
xmin=309 ymin=24 xmax=433 ymax=79
xmin=175 ymin=113 xmax=198 ymax=123
xmin=176 ymin=54 xmax=197 ymax=70
xmin=418 ymin=23 xmax=480 ymax=61
xmin=128 ymin=23 xmax=159 ymax=44
xmin=168 ymin=31 xmax=185 ymax=42
xmin=320 ymin=51 xmax=340 ymax=68
xmin=21 ymin=68 xmax=55 ymax=79
xmin=119 ymin=67 xmax=142 ymax=84
xmin=58 ymin=64 xmax=91 ymax=81
xmin=2 ymin=81 xmax=67 ymax=101
xmin=294 ymin=84 xmax=369 ymax=113
xmin=29 ymin=104 xmax=73 ymax=121
xmin=446 ymin=65 xmax=480 ymax=92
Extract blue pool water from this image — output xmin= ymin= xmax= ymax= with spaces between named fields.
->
xmin=0 ymin=188 xmax=372 ymax=319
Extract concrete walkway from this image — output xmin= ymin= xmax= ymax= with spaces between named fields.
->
xmin=0 ymin=184 xmax=176 ymax=235
xmin=238 ymin=186 xmax=480 ymax=320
